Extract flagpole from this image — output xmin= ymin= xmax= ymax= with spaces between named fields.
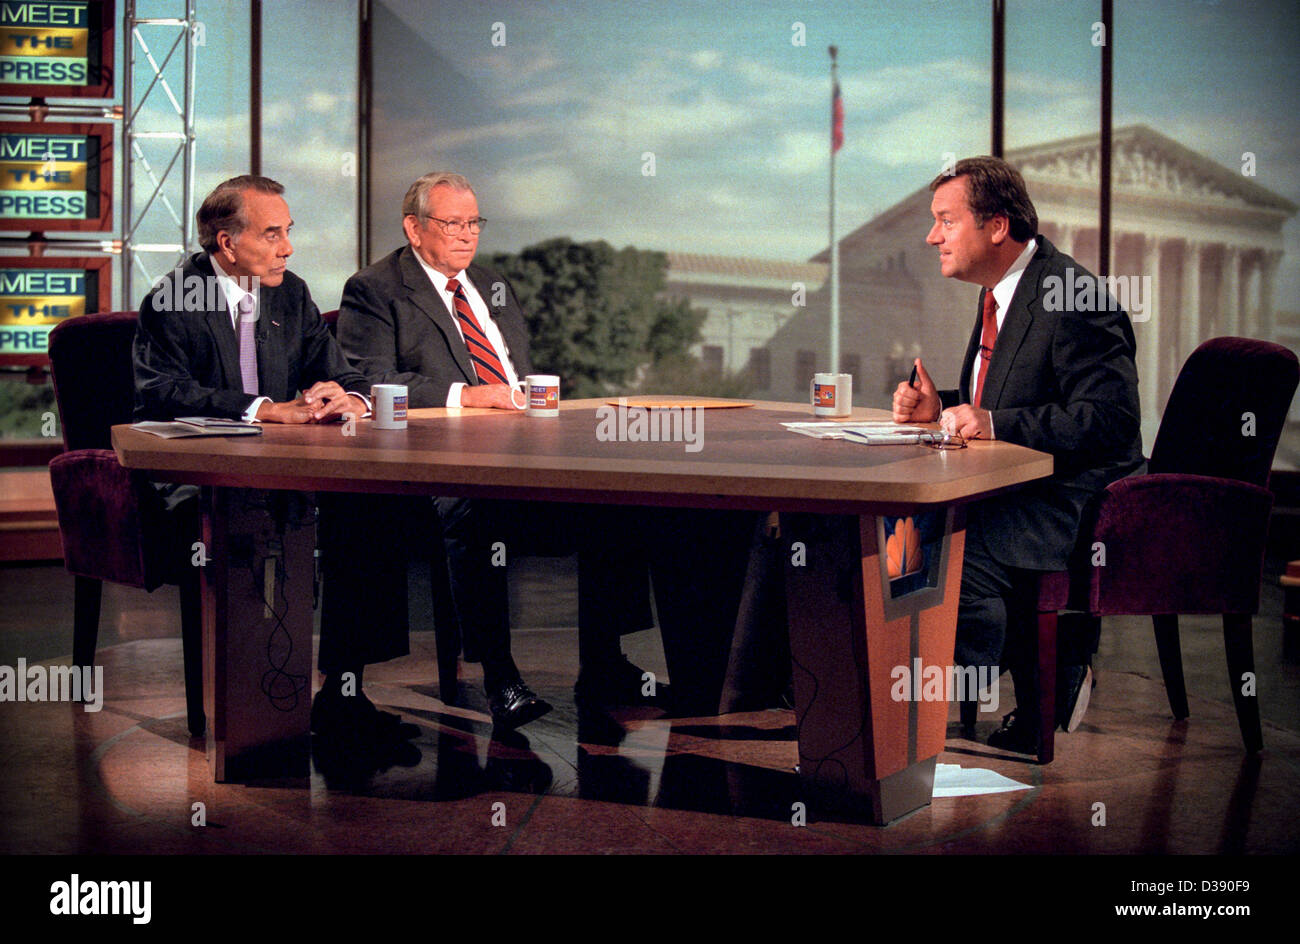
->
xmin=828 ymin=45 xmax=840 ymax=378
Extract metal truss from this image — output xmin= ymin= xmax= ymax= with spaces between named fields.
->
xmin=122 ymin=0 xmax=197 ymax=308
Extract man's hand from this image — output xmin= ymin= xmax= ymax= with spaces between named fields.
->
xmin=460 ymin=383 xmax=524 ymax=410
xmin=256 ymin=399 xmax=316 ymax=424
xmin=301 ymin=381 xmax=366 ymax=423
xmin=892 ymin=358 xmax=941 ymax=423
xmin=940 ymin=405 xmax=994 ymax=440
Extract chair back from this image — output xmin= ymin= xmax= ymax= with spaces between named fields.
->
xmin=1148 ymin=337 xmax=1298 ymax=486
xmin=320 ymin=308 xmax=339 ymax=335
xmin=47 ymin=311 xmax=139 ymax=451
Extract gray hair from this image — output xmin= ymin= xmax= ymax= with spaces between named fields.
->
xmin=197 ymin=175 xmax=285 ymax=254
xmin=401 ymin=172 xmax=475 ymax=220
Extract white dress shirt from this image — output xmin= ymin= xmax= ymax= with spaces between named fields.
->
xmin=210 ymin=255 xmax=271 ymax=422
xmin=969 ymin=237 xmax=1038 ymax=437
xmin=412 ymin=254 xmax=520 ymax=408
xmin=210 ymin=255 xmax=369 ymax=421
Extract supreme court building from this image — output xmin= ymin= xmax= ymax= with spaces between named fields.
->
xmin=670 ymin=125 xmax=1297 ymax=455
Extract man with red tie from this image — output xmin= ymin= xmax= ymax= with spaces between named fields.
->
xmin=334 ymin=172 xmax=555 ymax=731
xmin=892 ymin=157 xmax=1143 ymax=754
xmin=335 ymin=172 xmax=668 ymax=731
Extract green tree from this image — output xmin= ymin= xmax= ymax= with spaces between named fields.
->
xmin=487 ymin=238 xmax=745 ymax=398
xmin=0 ymin=376 xmax=56 ymax=438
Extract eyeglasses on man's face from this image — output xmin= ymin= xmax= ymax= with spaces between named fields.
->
xmin=423 ymin=216 xmax=487 ymax=236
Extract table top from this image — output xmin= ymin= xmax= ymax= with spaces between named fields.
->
xmin=112 ymin=399 xmax=1053 ymax=514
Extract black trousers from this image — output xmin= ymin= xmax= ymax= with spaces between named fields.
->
xmin=957 ymin=516 xmax=1099 ymax=717
xmin=316 ymin=494 xmax=653 ymax=693
xmin=579 ymin=507 xmax=774 ymax=714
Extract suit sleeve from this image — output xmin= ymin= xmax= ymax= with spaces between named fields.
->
xmin=336 ymin=272 xmax=465 ymax=408
xmin=988 ymin=306 xmax=1141 ymax=470
xmin=133 ymin=284 xmax=258 ymax=420
xmin=288 ymin=285 xmax=369 ymax=396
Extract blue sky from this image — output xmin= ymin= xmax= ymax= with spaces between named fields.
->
xmin=132 ymin=0 xmax=1299 ymax=309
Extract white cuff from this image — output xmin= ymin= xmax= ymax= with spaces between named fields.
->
xmin=346 ymin=391 xmax=371 ymax=417
xmin=242 ymin=396 xmax=271 ymax=422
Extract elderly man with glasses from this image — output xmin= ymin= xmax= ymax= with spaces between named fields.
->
xmin=330 ymin=172 xmax=673 ymax=733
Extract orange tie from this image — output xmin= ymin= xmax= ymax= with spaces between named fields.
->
xmin=973 ymin=290 xmax=997 ymax=408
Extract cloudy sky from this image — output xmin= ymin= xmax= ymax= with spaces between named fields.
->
xmin=131 ymin=0 xmax=1299 ymax=310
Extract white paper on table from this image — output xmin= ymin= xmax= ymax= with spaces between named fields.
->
xmin=932 ymin=763 xmax=1032 ymax=798
xmin=782 ymin=421 xmax=928 ymax=440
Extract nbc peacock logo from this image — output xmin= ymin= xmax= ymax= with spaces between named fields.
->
xmin=885 ymin=516 xmax=924 ymax=579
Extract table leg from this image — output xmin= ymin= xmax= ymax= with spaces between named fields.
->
xmin=201 ymin=487 xmax=315 ymax=781
xmin=783 ymin=509 xmax=965 ymax=824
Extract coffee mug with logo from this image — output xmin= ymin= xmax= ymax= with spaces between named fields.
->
xmin=523 ymin=374 xmax=560 ymax=417
xmin=810 ymin=372 xmax=852 ymax=418
xmin=371 ymin=384 xmax=408 ymax=429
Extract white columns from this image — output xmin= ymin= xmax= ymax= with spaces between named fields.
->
xmin=1240 ymin=254 xmax=1260 ymax=337
xmin=1056 ymin=223 xmax=1076 ymax=257
xmin=1139 ymin=235 xmax=1163 ymax=446
xmin=1221 ymin=246 xmax=1241 ymax=337
xmin=1258 ymin=251 xmax=1280 ymax=342
xmin=1179 ymin=239 xmax=1201 ymax=364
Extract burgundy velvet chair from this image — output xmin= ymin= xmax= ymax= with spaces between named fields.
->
xmin=47 ymin=311 xmax=205 ymax=737
xmin=1032 ymin=337 xmax=1299 ymax=763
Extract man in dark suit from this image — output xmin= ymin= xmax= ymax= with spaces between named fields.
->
xmin=134 ymin=176 xmax=367 ymax=424
xmin=893 ymin=156 xmax=1143 ymax=753
xmin=133 ymin=175 xmax=419 ymax=749
xmin=337 ymin=171 xmax=667 ymax=729
xmin=337 ymin=175 xmax=530 ymax=411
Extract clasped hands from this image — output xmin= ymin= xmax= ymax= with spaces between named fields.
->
xmin=256 ymin=381 xmax=368 ymax=424
xmin=891 ymin=358 xmax=993 ymax=441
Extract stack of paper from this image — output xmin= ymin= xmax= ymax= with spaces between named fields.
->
xmin=132 ymin=417 xmax=262 ymax=439
xmin=782 ymin=421 xmax=931 ymax=443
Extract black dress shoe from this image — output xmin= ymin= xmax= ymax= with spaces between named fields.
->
xmin=1057 ymin=664 xmax=1093 ymax=733
xmin=488 ymin=681 xmax=552 ymax=731
xmin=986 ymin=710 xmax=1040 ymax=755
xmin=574 ymin=656 xmax=669 ymax=707
xmin=311 ymin=689 xmax=420 ymax=741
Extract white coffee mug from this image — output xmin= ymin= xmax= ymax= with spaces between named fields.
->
xmin=810 ymin=372 xmax=852 ymax=418
xmin=522 ymin=374 xmax=560 ymax=417
xmin=370 ymin=384 xmax=408 ymax=429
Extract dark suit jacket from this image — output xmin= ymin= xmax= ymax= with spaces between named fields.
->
xmin=133 ymin=252 xmax=367 ymax=420
xmin=940 ymin=235 xmax=1144 ymax=570
xmin=336 ymin=246 xmax=533 ymax=408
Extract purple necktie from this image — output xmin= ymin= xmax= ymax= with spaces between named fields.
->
xmin=237 ymin=294 xmax=258 ymax=395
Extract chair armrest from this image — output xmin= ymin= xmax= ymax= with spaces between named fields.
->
xmin=1088 ymin=473 xmax=1273 ymax=615
xmin=48 ymin=449 xmax=156 ymax=589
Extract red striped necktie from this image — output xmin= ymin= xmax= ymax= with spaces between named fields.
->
xmin=445 ymin=277 xmax=507 ymax=385
xmin=973 ymin=289 xmax=997 ymax=408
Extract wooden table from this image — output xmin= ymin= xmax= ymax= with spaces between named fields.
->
xmin=113 ymin=398 xmax=1052 ymax=823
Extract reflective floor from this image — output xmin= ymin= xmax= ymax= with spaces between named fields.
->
xmin=1 ymin=556 xmax=1297 ymax=854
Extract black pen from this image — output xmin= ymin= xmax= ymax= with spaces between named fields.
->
xmin=909 ymin=364 xmax=919 ymax=388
